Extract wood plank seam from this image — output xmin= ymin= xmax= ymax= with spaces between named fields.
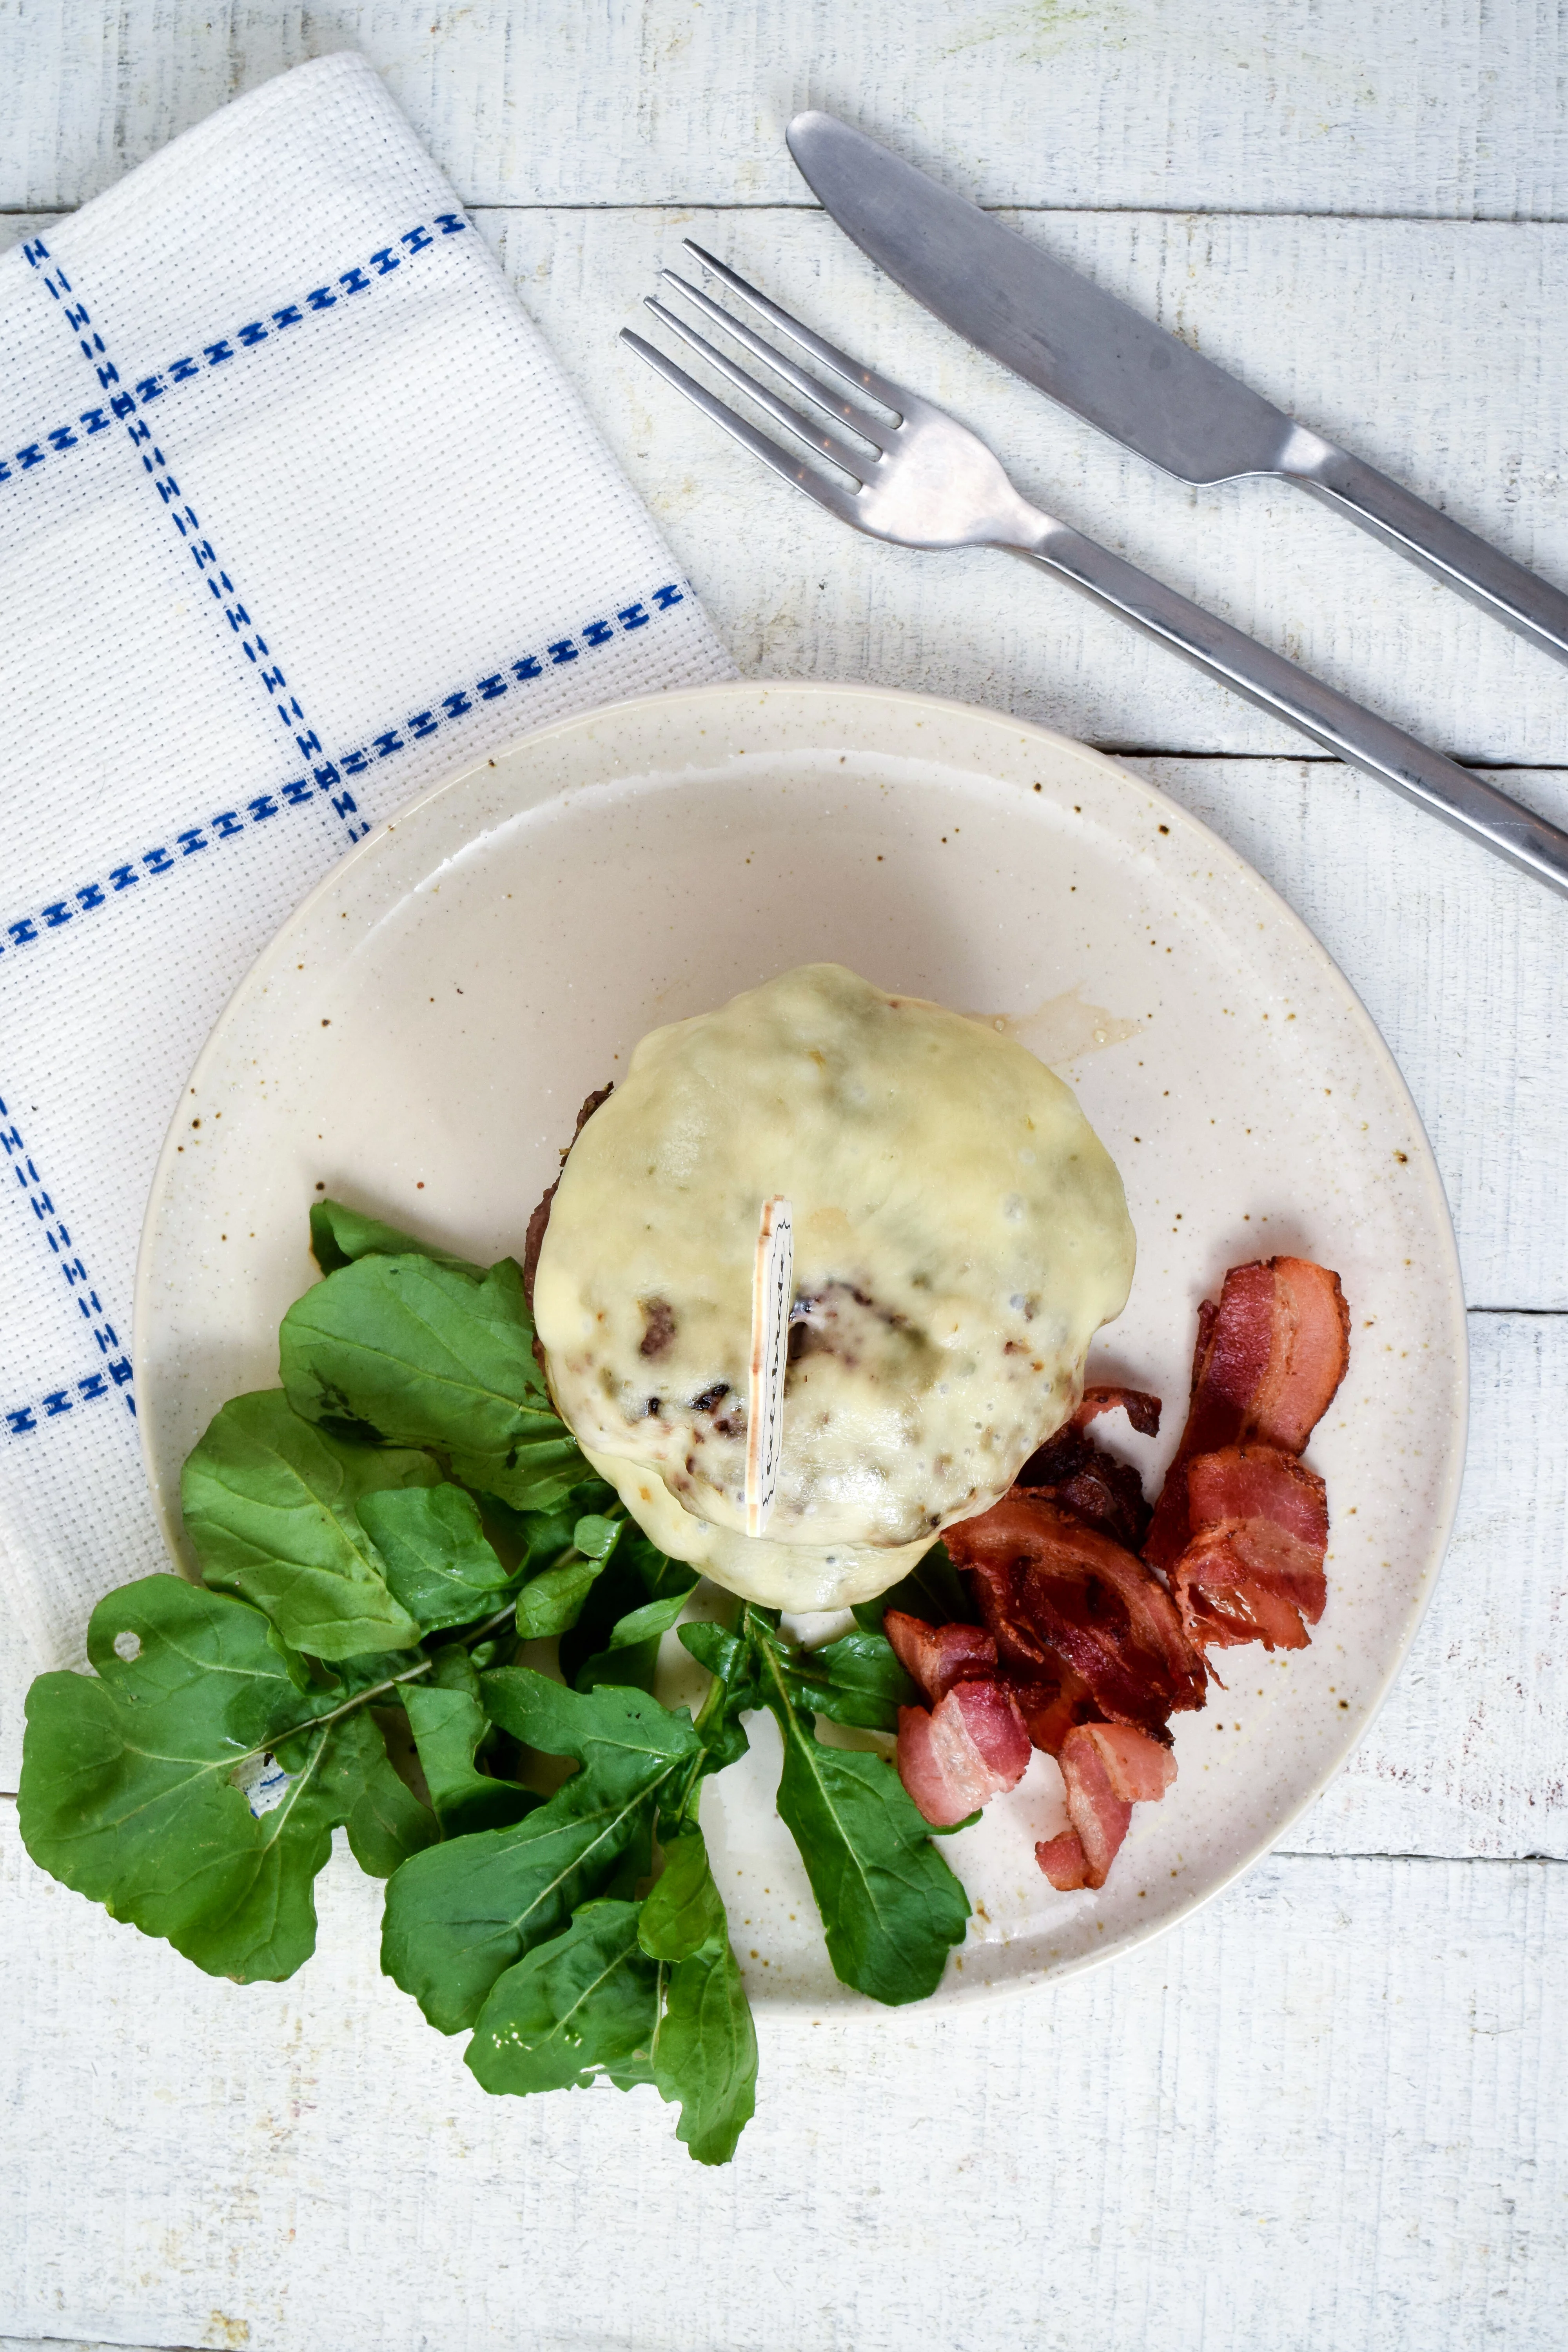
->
xmin=0 ymin=2338 xmax=206 ymax=2352
xmin=14 ymin=205 xmax=1568 ymax=227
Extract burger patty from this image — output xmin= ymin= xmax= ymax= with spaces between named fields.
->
xmin=523 ymin=1083 xmax=612 ymax=1318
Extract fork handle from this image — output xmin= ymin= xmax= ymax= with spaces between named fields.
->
xmin=1019 ymin=523 xmax=1568 ymax=899
xmin=1286 ymin=437 xmax=1568 ymax=671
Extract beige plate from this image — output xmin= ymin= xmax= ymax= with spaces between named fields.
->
xmin=134 ymin=681 xmax=1467 ymax=2012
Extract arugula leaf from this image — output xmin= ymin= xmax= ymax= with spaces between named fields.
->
xmin=750 ymin=1618 xmax=969 ymax=2005
xmin=677 ymin=1619 xmax=757 ymax=1696
xmin=18 ymin=1576 xmax=427 ymax=1979
xmin=656 ymin=1933 xmax=758 ymax=2165
xmin=381 ymin=1770 xmax=662 ymax=2033
xmin=639 ymin=1830 xmax=727 ymax=1962
xmin=636 ymin=1818 xmax=758 ymax=2161
xmin=401 ymin=1649 xmax=538 ymax=1836
xmin=564 ymin=1524 xmax=699 ymax=1695
xmin=676 ymin=1621 xmax=760 ymax=1775
xmin=780 ymin=1628 xmax=917 ymax=1732
xmin=380 ymin=1676 xmax=697 ymax=2032
xmin=469 ymin=1481 xmax=615 ymax=1563
xmin=181 ymin=1391 xmax=431 ymax=1658
xmin=773 ymin=1733 xmax=969 ymax=2004
xmin=279 ymin=1253 xmax=583 ymax=1510
xmin=512 ymin=1508 xmax=623 ymax=1639
xmin=572 ymin=1514 xmax=623 ymax=1561
xmin=851 ymin=1541 xmax=973 ymax=1635
xmin=461 ymin=1822 xmax=757 ymax=2157
xmin=466 ymin=1900 xmax=660 ymax=2096
xmin=310 ymin=1196 xmax=483 ymax=1278
xmin=318 ymin=1646 xmax=428 ymax=1698
xmin=330 ymin=1709 xmax=440 ymax=1875
xmin=356 ymin=1483 xmax=514 ymax=1635
xmin=477 ymin=1666 xmax=698 ymax=1772
xmin=514 ymin=1555 xmax=606 ymax=1639
xmin=597 ymin=1589 xmax=692 ymax=1651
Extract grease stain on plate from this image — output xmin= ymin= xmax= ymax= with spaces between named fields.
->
xmin=971 ymin=987 xmax=1142 ymax=1067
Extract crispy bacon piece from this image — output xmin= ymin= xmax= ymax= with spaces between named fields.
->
xmin=1190 ymin=1257 xmax=1349 ymax=1453
xmin=1074 ymin=1387 xmax=1163 ymax=1438
xmin=918 ymin=1260 xmax=1348 ymax=1882
xmin=896 ymin=1679 xmax=1032 ymax=1827
xmin=1015 ymin=1387 xmax=1161 ymax=1552
xmin=1144 ymin=1256 xmax=1349 ymax=1571
xmin=1003 ymin=1659 xmax=1100 ymax=1757
xmin=884 ymin=1610 xmax=997 ymax=1704
xmin=1034 ymin=1831 xmax=1094 ymax=1890
xmin=947 ymin=1494 xmax=1207 ymax=1742
xmin=1036 ymin=1722 xmax=1178 ymax=1890
xmin=1169 ymin=1445 xmax=1329 ymax=1652
xmin=1089 ymin=1719 xmax=1180 ymax=1801
xmin=887 ymin=1602 xmax=1097 ymax=1755
xmin=1016 ymin=1424 xmax=1153 ymax=1553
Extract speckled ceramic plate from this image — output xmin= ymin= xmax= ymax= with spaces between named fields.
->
xmin=134 ymin=680 xmax=1467 ymax=2011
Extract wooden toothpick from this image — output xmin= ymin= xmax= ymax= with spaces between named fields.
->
xmin=746 ymin=1195 xmax=793 ymax=1535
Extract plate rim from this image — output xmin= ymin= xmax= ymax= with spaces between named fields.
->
xmin=132 ymin=675 xmax=1470 ymax=2011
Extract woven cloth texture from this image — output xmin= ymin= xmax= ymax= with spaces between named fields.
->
xmin=0 ymin=49 xmax=733 ymax=1665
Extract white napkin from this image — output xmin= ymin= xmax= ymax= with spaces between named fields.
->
xmin=0 ymin=50 xmax=733 ymax=1668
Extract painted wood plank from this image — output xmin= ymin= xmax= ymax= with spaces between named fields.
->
xmin=0 ymin=1811 xmax=1560 ymax=2352
xmin=489 ymin=203 xmax=1568 ymax=768
xmin=4 ymin=0 xmax=1568 ymax=221
xmin=1284 ymin=1312 xmax=1568 ymax=1860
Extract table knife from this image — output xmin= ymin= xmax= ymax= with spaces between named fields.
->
xmin=787 ymin=109 xmax=1568 ymax=669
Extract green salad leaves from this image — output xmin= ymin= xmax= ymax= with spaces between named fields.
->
xmin=20 ymin=1200 xmax=973 ymax=2164
xmin=280 ymin=1251 xmax=582 ymax=1508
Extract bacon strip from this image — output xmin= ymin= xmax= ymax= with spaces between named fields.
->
xmin=1169 ymin=1445 xmax=1328 ymax=1651
xmin=947 ymin=1494 xmax=1207 ymax=1742
xmin=1144 ymin=1256 xmax=1349 ymax=1571
xmin=897 ymin=1679 xmax=1031 ymax=1827
xmin=1036 ymin=1722 xmax=1178 ymax=1890
xmin=884 ymin=1610 xmax=997 ymax=1704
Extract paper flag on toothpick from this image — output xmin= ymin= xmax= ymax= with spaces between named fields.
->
xmin=746 ymin=1196 xmax=793 ymax=1536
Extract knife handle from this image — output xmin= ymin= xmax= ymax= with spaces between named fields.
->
xmin=1286 ymin=437 xmax=1568 ymax=670
xmin=1018 ymin=523 xmax=1568 ymax=900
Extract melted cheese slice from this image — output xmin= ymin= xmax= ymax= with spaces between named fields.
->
xmin=575 ymin=1442 xmax=937 ymax=1611
xmin=533 ymin=963 xmax=1134 ymax=1609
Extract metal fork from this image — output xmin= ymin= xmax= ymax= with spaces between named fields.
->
xmin=622 ymin=245 xmax=1568 ymax=901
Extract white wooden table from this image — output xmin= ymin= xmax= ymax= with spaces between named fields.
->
xmin=2 ymin=7 xmax=1566 ymax=2347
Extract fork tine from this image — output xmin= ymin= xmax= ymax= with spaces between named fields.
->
xmin=619 ymin=329 xmax=862 ymax=523
xmin=642 ymin=296 xmax=871 ymax=481
xmin=658 ymin=268 xmax=895 ymax=453
xmin=682 ymin=241 xmax=911 ymax=417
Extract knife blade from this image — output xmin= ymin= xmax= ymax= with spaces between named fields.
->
xmin=787 ymin=109 xmax=1568 ymax=668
